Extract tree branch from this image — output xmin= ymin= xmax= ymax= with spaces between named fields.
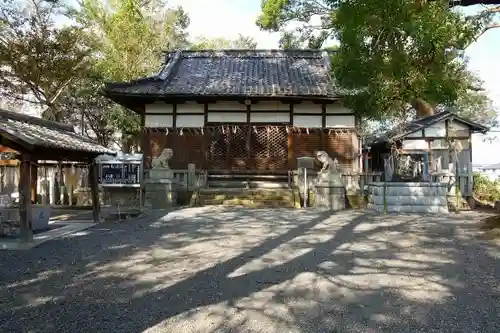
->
xmin=476 ymin=23 xmax=500 ymax=40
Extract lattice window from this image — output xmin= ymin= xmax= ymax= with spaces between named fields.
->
xmin=250 ymin=127 xmax=288 ymax=170
xmin=292 ymin=130 xmax=322 ymax=170
xmin=208 ymin=129 xmax=229 ymax=170
xmin=229 ymin=127 xmax=249 ymax=169
xmin=169 ymin=133 xmax=205 ymax=169
xmin=324 ymin=131 xmax=356 ymax=171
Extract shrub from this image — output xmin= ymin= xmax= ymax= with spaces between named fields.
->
xmin=473 ymin=172 xmax=500 ymax=203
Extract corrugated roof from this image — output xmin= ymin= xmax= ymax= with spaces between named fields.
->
xmin=103 ymin=49 xmax=340 ymax=99
xmin=0 ymin=109 xmax=116 ymax=156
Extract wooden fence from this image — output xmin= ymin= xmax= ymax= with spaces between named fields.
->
xmin=0 ymin=161 xmax=475 ymax=206
xmin=291 ymin=169 xmax=474 ymax=196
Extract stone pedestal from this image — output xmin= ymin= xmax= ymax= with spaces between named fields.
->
xmin=314 ymin=185 xmax=346 ymax=211
xmin=367 ymin=182 xmax=448 ymax=213
xmin=313 ymin=171 xmax=346 ymax=211
xmin=149 ymin=169 xmax=173 ymax=180
xmin=144 ymin=168 xmax=177 ymax=209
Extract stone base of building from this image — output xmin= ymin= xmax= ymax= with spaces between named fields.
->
xmin=367 ymin=182 xmax=449 ymax=214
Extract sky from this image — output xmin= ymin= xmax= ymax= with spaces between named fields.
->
xmin=168 ymin=0 xmax=500 ymax=165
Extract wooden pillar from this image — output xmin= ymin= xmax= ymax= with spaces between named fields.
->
xmin=246 ymin=125 xmax=252 ymax=168
xmin=30 ymin=162 xmax=38 ymax=204
xmin=140 ymin=113 xmax=151 ymax=170
xmin=89 ymin=160 xmax=100 ymax=223
xmin=203 ymin=129 xmax=209 ymax=169
xmin=226 ymin=129 xmax=232 ymax=170
xmin=427 ymin=139 xmax=434 ymax=174
xmin=287 ymin=132 xmax=293 ymax=169
xmin=19 ymin=152 xmax=33 ymax=242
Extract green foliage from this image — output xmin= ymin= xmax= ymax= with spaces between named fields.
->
xmin=333 ymin=0 xmax=477 ymax=120
xmin=80 ymin=0 xmax=189 ymax=81
xmin=0 ymin=0 xmax=262 ymax=151
xmin=257 ymin=0 xmax=500 ymax=126
xmin=0 ymin=0 xmax=94 ymax=120
xmin=473 ymin=172 xmax=500 ymax=203
xmin=57 ymin=69 xmax=118 ymax=146
xmin=190 ymin=34 xmax=257 ymax=50
xmin=79 ymin=0 xmax=190 ymax=146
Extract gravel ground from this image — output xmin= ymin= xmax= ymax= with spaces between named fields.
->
xmin=0 ymin=207 xmax=499 ymax=333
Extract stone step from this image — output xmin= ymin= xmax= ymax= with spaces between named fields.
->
xmin=196 ymin=188 xmax=298 ymax=208
xmin=201 ymin=198 xmax=295 ymax=208
xmin=198 ymin=195 xmax=295 ymax=202
xmin=199 ymin=189 xmax=294 ymax=197
xmin=207 ymin=180 xmax=289 ymax=189
xmin=208 ymin=174 xmax=288 ymax=179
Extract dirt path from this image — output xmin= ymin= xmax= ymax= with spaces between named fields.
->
xmin=0 ymin=207 xmax=499 ymax=333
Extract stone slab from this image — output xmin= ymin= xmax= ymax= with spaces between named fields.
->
xmin=367 ymin=203 xmax=448 ymax=214
xmin=0 ymin=221 xmax=96 ymax=250
xmin=368 ymin=185 xmax=447 ymax=197
xmin=369 ymin=182 xmax=449 ymax=187
xmin=0 ymin=206 xmax=52 ymax=231
xmin=370 ymin=195 xmax=447 ymax=206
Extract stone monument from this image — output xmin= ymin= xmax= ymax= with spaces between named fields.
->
xmin=313 ymin=151 xmax=346 ymax=211
xmin=144 ymin=148 xmax=177 ymax=208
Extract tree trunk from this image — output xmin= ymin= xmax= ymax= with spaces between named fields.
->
xmin=411 ymin=98 xmax=435 ymax=119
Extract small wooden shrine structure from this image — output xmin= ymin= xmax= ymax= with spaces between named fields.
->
xmin=365 ymin=110 xmax=489 ymax=180
xmin=0 ymin=108 xmax=116 ymax=242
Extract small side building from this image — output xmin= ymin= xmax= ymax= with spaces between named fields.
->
xmin=0 ymin=108 xmax=115 ymax=243
xmin=366 ymin=110 xmax=489 ymax=176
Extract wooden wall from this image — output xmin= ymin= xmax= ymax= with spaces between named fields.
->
xmin=141 ymin=100 xmax=359 ymax=171
xmin=144 ymin=127 xmax=358 ymax=172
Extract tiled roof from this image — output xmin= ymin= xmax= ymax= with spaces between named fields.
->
xmin=368 ymin=110 xmax=489 ymax=146
xmin=103 ymin=49 xmax=339 ymax=99
xmin=0 ymin=109 xmax=116 ymax=156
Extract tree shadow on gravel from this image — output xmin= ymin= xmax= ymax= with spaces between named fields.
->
xmin=0 ymin=208 xmax=499 ymax=333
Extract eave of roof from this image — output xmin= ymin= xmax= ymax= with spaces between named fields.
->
xmin=0 ymin=108 xmax=116 ymax=157
xmin=367 ymin=110 xmax=490 ymax=147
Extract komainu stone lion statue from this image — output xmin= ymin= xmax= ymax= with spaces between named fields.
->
xmin=316 ymin=150 xmax=338 ymax=174
xmin=152 ymin=148 xmax=173 ymax=169
xmin=315 ymin=150 xmax=342 ymax=186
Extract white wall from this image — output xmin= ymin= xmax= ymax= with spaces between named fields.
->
xmin=425 ymin=122 xmax=446 ymax=137
xmin=144 ymin=101 xmax=356 ymax=128
xmin=177 ymin=103 xmax=204 ymax=113
xmin=145 ymin=114 xmax=173 ymax=127
xmin=207 ymin=101 xmax=246 ymax=111
xmin=145 ymin=102 xmax=173 ymax=113
xmin=250 ymin=113 xmax=289 ymax=123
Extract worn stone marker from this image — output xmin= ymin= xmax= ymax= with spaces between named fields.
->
xmin=314 ymin=151 xmax=346 ymax=211
xmin=187 ymin=163 xmax=196 ymax=191
xmin=144 ymin=148 xmax=177 ymax=209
